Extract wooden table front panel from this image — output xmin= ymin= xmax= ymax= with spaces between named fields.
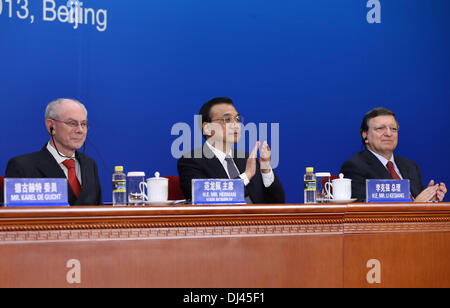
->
xmin=344 ymin=229 xmax=450 ymax=287
xmin=0 ymin=204 xmax=449 ymax=288
xmin=0 ymin=234 xmax=343 ymax=288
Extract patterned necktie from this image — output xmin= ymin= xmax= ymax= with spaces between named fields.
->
xmin=386 ymin=161 xmax=401 ymax=179
xmin=62 ymin=159 xmax=82 ymax=198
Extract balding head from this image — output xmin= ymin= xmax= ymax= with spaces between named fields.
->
xmin=45 ymin=98 xmax=88 ymax=121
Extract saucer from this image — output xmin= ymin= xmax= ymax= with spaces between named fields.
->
xmin=328 ymin=198 xmax=357 ymax=203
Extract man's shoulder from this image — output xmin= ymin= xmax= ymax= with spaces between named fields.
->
xmin=75 ymin=152 xmax=100 ymax=174
xmin=342 ymin=150 xmax=371 ymax=166
xmin=180 ymin=147 xmax=211 ymax=160
xmin=5 ymin=148 xmax=52 ymax=178
xmin=7 ymin=149 xmax=48 ymax=165
xmin=233 ymin=150 xmax=249 ymax=160
xmin=179 ymin=147 xmax=249 ymax=160
xmin=394 ymin=154 xmax=419 ymax=167
xmin=340 ymin=150 xmax=383 ymax=177
xmin=76 ymin=151 xmax=97 ymax=163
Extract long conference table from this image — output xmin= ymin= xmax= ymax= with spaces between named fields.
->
xmin=0 ymin=202 xmax=450 ymax=288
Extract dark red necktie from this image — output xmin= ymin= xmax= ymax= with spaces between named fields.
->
xmin=386 ymin=161 xmax=401 ymax=180
xmin=63 ymin=159 xmax=82 ymax=198
xmin=387 ymin=161 xmax=414 ymax=200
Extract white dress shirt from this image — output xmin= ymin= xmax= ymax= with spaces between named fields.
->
xmin=368 ymin=149 xmax=403 ymax=179
xmin=47 ymin=143 xmax=82 ymax=184
xmin=205 ymin=141 xmax=274 ymax=188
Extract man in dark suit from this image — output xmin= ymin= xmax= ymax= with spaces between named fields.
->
xmin=1 ymin=98 xmax=102 ymax=206
xmin=341 ymin=107 xmax=446 ymax=202
xmin=177 ymin=97 xmax=285 ymax=204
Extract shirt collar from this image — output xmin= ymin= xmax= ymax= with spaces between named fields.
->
xmin=205 ymin=141 xmax=233 ymax=163
xmin=47 ymin=142 xmax=76 ymax=165
xmin=368 ymin=149 xmax=395 ymax=168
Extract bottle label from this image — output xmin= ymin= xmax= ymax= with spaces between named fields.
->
xmin=113 ymin=180 xmax=126 ymax=193
xmin=304 ymin=180 xmax=316 ymax=191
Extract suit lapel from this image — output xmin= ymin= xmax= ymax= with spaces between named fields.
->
xmin=394 ymin=155 xmax=410 ymax=180
xmin=395 ymin=155 xmax=421 ymax=197
xmin=35 ymin=147 xmax=66 ymax=179
xmin=233 ymin=153 xmax=247 ymax=175
xmin=202 ymin=145 xmax=254 ymax=200
xmin=202 ymin=145 xmax=229 ymax=179
xmin=76 ymin=151 xmax=87 ymax=189
xmin=365 ymin=151 xmax=419 ymax=197
xmin=363 ymin=150 xmax=393 ymax=179
xmin=76 ymin=151 xmax=94 ymax=202
xmin=36 ymin=146 xmax=77 ymax=203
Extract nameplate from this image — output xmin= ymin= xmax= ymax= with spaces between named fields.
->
xmin=3 ymin=178 xmax=70 ymax=207
xmin=366 ymin=179 xmax=411 ymax=203
xmin=192 ymin=179 xmax=246 ymax=205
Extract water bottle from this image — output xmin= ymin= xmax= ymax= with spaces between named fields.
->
xmin=304 ymin=167 xmax=316 ymax=204
xmin=113 ymin=166 xmax=127 ymax=206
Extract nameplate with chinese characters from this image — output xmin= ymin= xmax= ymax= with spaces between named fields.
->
xmin=3 ymin=178 xmax=70 ymax=207
xmin=366 ymin=179 xmax=411 ymax=203
xmin=191 ymin=179 xmax=246 ymax=205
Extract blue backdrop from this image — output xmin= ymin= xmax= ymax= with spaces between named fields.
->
xmin=1 ymin=0 xmax=449 ymax=203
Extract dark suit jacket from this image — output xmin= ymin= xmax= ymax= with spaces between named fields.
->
xmin=1 ymin=146 xmax=102 ymax=206
xmin=177 ymin=145 xmax=285 ymax=204
xmin=340 ymin=150 xmax=425 ymax=202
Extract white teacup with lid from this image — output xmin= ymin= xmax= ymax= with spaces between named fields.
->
xmin=325 ymin=173 xmax=352 ymax=201
xmin=140 ymin=172 xmax=169 ymax=203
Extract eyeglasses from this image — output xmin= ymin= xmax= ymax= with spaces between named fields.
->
xmin=211 ymin=115 xmax=244 ymax=124
xmin=372 ymin=125 xmax=399 ymax=134
xmin=51 ymin=118 xmax=90 ymax=130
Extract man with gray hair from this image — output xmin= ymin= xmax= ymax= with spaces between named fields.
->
xmin=1 ymin=98 xmax=102 ymax=206
xmin=340 ymin=107 xmax=446 ymax=202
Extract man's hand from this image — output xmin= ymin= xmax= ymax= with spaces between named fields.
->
xmin=431 ymin=180 xmax=447 ymax=202
xmin=437 ymin=183 xmax=447 ymax=202
xmin=414 ymin=180 xmax=447 ymax=202
xmin=259 ymin=141 xmax=272 ymax=174
xmin=245 ymin=141 xmax=260 ymax=181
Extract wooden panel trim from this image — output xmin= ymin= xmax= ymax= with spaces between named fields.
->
xmin=0 ymin=203 xmax=449 ymax=240
xmin=0 ymin=223 xmax=345 ymax=243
